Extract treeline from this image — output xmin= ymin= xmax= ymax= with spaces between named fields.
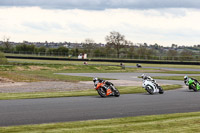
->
xmin=0 ymin=42 xmax=196 ymax=61
xmin=0 ymin=31 xmax=198 ymax=61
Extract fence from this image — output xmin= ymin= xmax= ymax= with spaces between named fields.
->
xmin=4 ymin=51 xmax=200 ymax=61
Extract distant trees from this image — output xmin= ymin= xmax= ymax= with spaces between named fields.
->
xmin=15 ymin=44 xmax=69 ymax=56
xmin=179 ymin=49 xmax=193 ymax=60
xmin=37 ymin=46 xmax=46 ymax=53
xmin=69 ymin=48 xmax=79 ymax=56
xmin=1 ymin=33 xmax=199 ymax=61
xmin=16 ymin=44 xmax=36 ymax=53
xmin=46 ymin=46 xmax=69 ymax=56
xmin=167 ymin=49 xmax=178 ymax=60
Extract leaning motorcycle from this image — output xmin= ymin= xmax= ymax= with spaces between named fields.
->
xmin=142 ymin=79 xmax=164 ymax=94
xmin=95 ymin=82 xmax=120 ymax=97
xmin=185 ymin=78 xmax=200 ymax=92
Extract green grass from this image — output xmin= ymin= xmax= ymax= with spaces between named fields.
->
xmin=1 ymin=111 xmax=200 ymax=133
xmin=0 ymin=85 xmax=181 ymax=100
xmin=8 ymin=58 xmax=200 ymax=69
xmin=153 ymin=76 xmax=200 ymax=81
xmin=156 ymin=71 xmax=200 ymax=74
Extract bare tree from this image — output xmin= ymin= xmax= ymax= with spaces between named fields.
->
xmin=105 ymin=31 xmax=127 ymax=58
xmin=2 ymin=36 xmax=11 ymax=51
xmin=82 ymin=38 xmax=96 ymax=53
xmin=167 ymin=49 xmax=178 ymax=60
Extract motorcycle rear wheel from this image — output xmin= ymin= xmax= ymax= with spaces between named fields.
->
xmin=145 ymin=85 xmax=154 ymax=94
xmin=97 ymin=87 xmax=107 ymax=97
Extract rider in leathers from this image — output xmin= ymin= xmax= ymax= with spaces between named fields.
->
xmin=93 ymin=77 xmax=113 ymax=90
xmin=141 ymin=74 xmax=159 ymax=87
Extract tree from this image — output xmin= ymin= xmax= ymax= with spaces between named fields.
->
xmin=171 ymin=44 xmax=178 ymax=49
xmin=82 ymin=38 xmax=96 ymax=53
xmin=167 ymin=49 xmax=178 ymax=60
xmin=105 ymin=31 xmax=127 ymax=58
xmin=179 ymin=49 xmax=193 ymax=61
xmin=69 ymin=48 xmax=79 ymax=56
xmin=15 ymin=44 xmax=36 ymax=53
xmin=2 ymin=36 xmax=12 ymax=52
xmin=57 ymin=46 xmax=69 ymax=56
xmin=37 ymin=46 xmax=46 ymax=53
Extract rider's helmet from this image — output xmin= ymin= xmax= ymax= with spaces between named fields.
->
xmin=93 ymin=77 xmax=98 ymax=83
xmin=141 ymin=74 xmax=147 ymax=79
xmin=184 ymin=75 xmax=188 ymax=80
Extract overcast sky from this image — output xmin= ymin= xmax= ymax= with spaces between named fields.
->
xmin=0 ymin=0 xmax=200 ymax=46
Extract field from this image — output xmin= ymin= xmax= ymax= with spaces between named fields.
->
xmin=1 ymin=58 xmax=199 ymax=132
xmin=1 ymin=59 xmax=166 ymax=82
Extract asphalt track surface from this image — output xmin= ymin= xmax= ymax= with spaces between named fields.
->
xmin=128 ymin=66 xmax=200 ymax=71
xmin=1 ymin=69 xmax=200 ymax=126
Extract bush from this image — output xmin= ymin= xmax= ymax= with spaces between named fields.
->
xmin=0 ymin=52 xmax=7 ymax=64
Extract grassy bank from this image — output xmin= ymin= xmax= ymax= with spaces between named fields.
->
xmin=0 ymin=63 xmax=159 ymax=82
xmin=0 ymin=85 xmax=181 ymax=100
xmin=1 ymin=111 xmax=200 ymax=133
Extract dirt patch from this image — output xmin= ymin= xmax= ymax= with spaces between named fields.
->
xmin=63 ymin=66 xmax=77 ymax=70
xmin=15 ymin=66 xmax=26 ymax=71
xmin=28 ymin=66 xmax=53 ymax=71
xmin=0 ymin=79 xmax=169 ymax=93
xmin=0 ymin=81 xmax=93 ymax=93
xmin=0 ymin=77 xmax=14 ymax=83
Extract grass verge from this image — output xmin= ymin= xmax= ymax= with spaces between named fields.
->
xmin=153 ymin=76 xmax=200 ymax=81
xmin=1 ymin=111 xmax=200 ymax=133
xmin=0 ymin=85 xmax=181 ymax=100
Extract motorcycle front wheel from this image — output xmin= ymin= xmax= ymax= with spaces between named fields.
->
xmin=190 ymin=84 xmax=197 ymax=92
xmin=114 ymin=88 xmax=120 ymax=97
xmin=158 ymin=86 xmax=164 ymax=94
xmin=97 ymin=87 xmax=107 ymax=97
xmin=145 ymin=85 xmax=154 ymax=94
xmin=110 ymin=86 xmax=120 ymax=97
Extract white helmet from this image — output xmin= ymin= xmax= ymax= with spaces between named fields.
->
xmin=93 ymin=77 xmax=98 ymax=82
xmin=141 ymin=74 xmax=147 ymax=79
xmin=184 ymin=75 xmax=188 ymax=80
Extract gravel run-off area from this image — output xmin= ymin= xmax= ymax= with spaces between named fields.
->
xmin=0 ymin=77 xmax=144 ymax=93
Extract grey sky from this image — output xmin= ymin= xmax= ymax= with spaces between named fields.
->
xmin=1 ymin=1 xmax=200 ymax=46
xmin=0 ymin=0 xmax=200 ymax=10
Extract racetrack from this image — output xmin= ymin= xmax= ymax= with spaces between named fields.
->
xmin=1 ymin=71 xmax=200 ymax=126
xmin=1 ymin=88 xmax=200 ymax=126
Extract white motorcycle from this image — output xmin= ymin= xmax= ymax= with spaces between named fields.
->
xmin=142 ymin=79 xmax=164 ymax=94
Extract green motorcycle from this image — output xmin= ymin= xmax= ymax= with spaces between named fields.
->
xmin=184 ymin=76 xmax=200 ymax=92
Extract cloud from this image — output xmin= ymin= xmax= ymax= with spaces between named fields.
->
xmin=0 ymin=7 xmax=200 ymax=45
xmin=23 ymin=22 xmax=63 ymax=31
xmin=0 ymin=0 xmax=200 ymax=10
